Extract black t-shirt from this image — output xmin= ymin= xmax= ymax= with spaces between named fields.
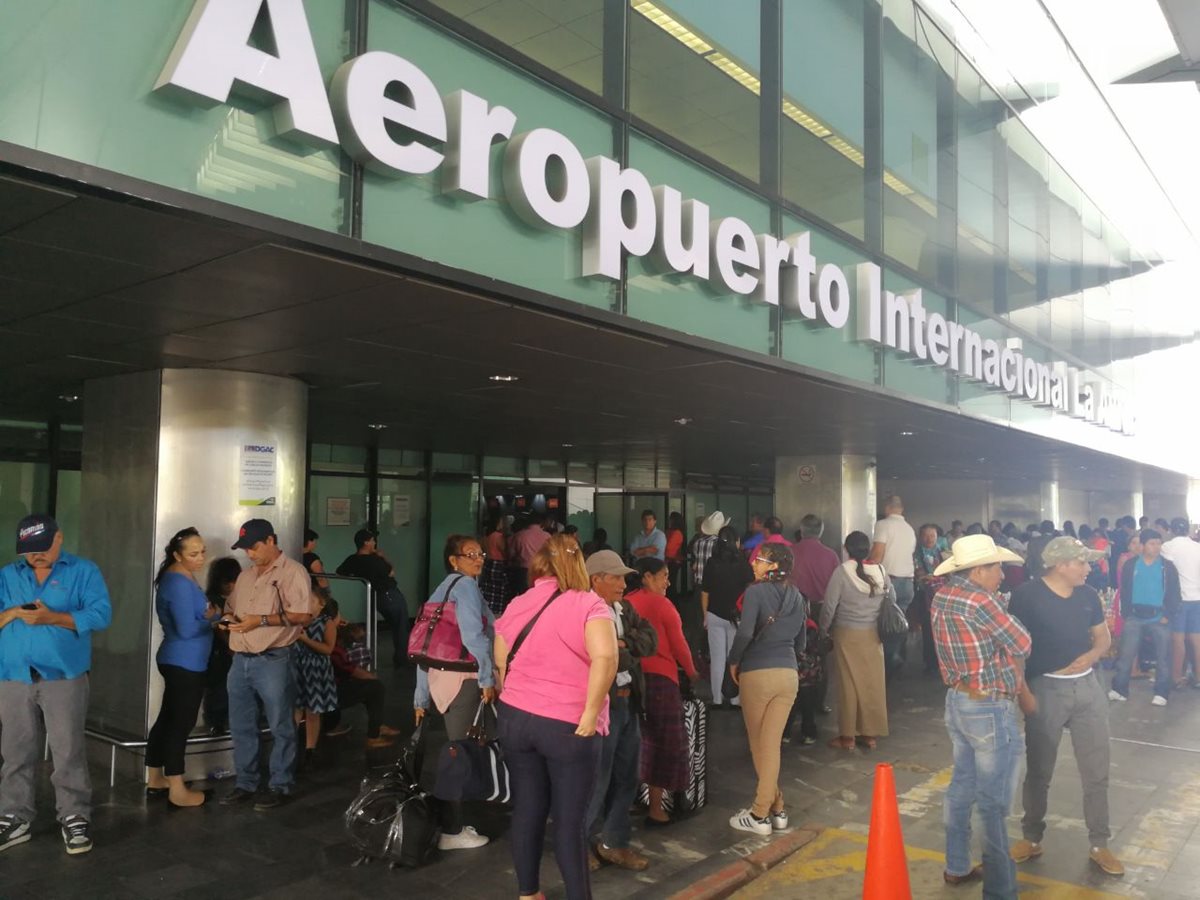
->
xmin=336 ymin=553 xmax=397 ymax=594
xmin=302 ymin=551 xmax=321 ymax=573
xmin=702 ymin=554 xmax=754 ymax=621
xmin=1009 ymin=579 xmax=1105 ymax=679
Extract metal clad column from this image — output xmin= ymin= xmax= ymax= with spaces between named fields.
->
xmin=81 ymin=369 xmax=307 ymax=769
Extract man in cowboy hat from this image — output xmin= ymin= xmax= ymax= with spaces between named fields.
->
xmin=688 ymin=510 xmax=729 ymax=657
xmin=930 ymin=535 xmax=1030 ymax=895
xmin=1008 ymin=537 xmax=1123 ymax=877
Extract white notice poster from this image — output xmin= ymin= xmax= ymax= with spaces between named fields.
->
xmin=239 ymin=442 xmax=277 ymax=506
xmin=326 ymin=497 xmax=351 ymax=526
xmin=393 ymin=495 xmax=411 ymax=527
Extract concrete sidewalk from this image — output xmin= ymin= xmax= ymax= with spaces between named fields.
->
xmin=3 ymin=647 xmax=1199 ymax=899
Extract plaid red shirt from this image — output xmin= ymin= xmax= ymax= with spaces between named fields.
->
xmin=931 ymin=574 xmax=1031 ymax=696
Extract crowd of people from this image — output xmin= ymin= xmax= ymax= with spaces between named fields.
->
xmin=2 ymin=498 xmax=1197 ymax=900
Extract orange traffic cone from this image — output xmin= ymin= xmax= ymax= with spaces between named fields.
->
xmin=863 ymin=762 xmax=911 ymax=899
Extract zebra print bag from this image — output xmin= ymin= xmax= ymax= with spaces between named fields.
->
xmin=638 ymin=681 xmax=707 ymax=816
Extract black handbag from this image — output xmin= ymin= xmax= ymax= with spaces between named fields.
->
xmin=876 ymin=578 xmax=909 ymax=641
xmin=433 ymin=701 xmax=510 ymax=803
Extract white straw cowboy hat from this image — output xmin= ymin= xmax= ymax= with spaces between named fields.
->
xmin=933 ymin=534 xmax=1023 ymax=576
xmin=701 ymin=511 xmax=731 ymax=536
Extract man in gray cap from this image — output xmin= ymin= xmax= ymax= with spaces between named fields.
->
xmin=584 ymin=550 xmax=657 ymax=872
xmin=1008 ymin=536 xmax=1123 ymax=877
xmin=0 ymin=515 xmax=111 ymax=856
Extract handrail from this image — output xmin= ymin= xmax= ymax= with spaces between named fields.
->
xmin=316 ymin=573 xmax=377 ymax=670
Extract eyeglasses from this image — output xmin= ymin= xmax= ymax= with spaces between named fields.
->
xmin=457 ymin=551 xmax=484 ymax=560
xmin=753 ymin=556 xmax=773 ymax=565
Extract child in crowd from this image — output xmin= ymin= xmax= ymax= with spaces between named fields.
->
xmin=783 ymin=617 xmax=824 ymax=746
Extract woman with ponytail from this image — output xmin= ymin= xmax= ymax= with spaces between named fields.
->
xmin=819 ymin=531 xmax=891 ymax=750
xmin=146 ymin=527 xmax=219 ymax=806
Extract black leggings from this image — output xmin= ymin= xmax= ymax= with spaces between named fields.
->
xmin=497 ymin=701 xmax=601 ymax=900
xmin=146 ymin=663 xmax=207 ymax=776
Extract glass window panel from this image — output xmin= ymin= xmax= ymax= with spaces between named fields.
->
xmin=882 ymin=1 xmax=952 ymax=284
xmin=0 ymin=0 xmax=351 ymax=233
xmin=0 ymin=461 xmax=49 ymax=568
xmin=484 ymin=456 xmax=525 ymax=479
xmin=956 ymin=58 xmax=1005 ymax=314
xmin=628 ymin=0 xmax=760 ymax=181
xmin=307 ymin=475 xmax=372 ymax=599
xmin=428 ymin=480 xmax=480 ymax=584
xmin=719 ymin=492 xmax=749 ymax=535
xmin=882 ymin=269 xmax=952 ymax=404
xmin=377 ymin=478 xmax=429 ymax=614
xmin=779 ymin=217 xmax=878 ymax=385
xmin=626 ymin=132 xmax=772 ymax=355
xmin=425 ymin=0 xmax=604 ymax=95
xmin=566 ymin=485 xmax=595 ymax=535
xmin=55 ymin=469 xmax=82 ymax=557
xmin=568 ymin=460 xmax=596 ymax=484
xmin=1005 ymin=120 xmax=1048 ymax=319
xmin=780 ymin=0 xmax=865 ymax=239
xmin=624 ymin=463 xmax=656 ymax=489
xmin=528 ymin=458 xmax=566 ymax=481
xmin=378 ymin=448 xmax=425 ymax=476
xmin=596 ymin=463 xmax=624 ymax=488
xmin=310 ymin=443 xmax=369 ymax=474
xmin=431 ymin=452 xmax=476 ymax=474
xmin=955 ymin=305 xmax=1011 ymax=425
xmin=363 ymin=1 xmax=616 ymax=311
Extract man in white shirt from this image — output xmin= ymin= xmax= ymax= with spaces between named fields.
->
xmin=871 ymin=495 xmax=917 ymax=674
xmin=1160 ymin=517 xmax=1200 ymax=686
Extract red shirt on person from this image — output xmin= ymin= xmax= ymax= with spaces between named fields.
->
xmin=625 ymin=587 xmax=697 ymax=683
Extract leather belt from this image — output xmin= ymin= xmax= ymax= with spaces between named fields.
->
xmin=952 ymin=683 xmax=1012 ymax=701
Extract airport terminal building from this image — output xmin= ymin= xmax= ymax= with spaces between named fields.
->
xmin=0 ymin=0 xmax=1197 ymax=739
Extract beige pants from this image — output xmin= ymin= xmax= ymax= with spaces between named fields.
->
xmin=739 ymin=668 xmax=799 ymax=818
xmin=832 ymin=626 xmax=889 ymax=738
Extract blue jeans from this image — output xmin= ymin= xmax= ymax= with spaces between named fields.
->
xmin=227 ymin=647 xmax=297 ymax=794
xmin=1113 ymin=617 xmax=1172 ymax=698
xmin=885 ymin=577 xmax=915 ymax=669
xmin=944 ymin=690 xmax=1024 ymax=900
xmin=587 ymin=693 xmax=641 ymax=848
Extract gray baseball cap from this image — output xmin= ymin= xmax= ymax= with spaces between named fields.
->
xmin=1042 ymin=536 xmax=1106 ymax=566
xmin=585 ymin=549 xmax=636 ymax=577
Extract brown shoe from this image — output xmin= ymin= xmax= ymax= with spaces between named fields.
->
xmin=943 ymin=864 xmax=983 ymax=885
xmin=595 ymin=843 xmax=650 ymax=871
xmin=1089 ymin=847 xmax=1125 ymax=876
xmin=588 ymin=849 xmax=602 ymax=872
xmin=1010 ymin=839 xmax=1042 ymax=863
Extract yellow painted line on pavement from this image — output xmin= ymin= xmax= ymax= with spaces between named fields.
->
xmin=731 ymin=828 xmax=1124 ymax=899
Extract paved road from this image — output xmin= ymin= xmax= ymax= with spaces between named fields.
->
xmin=2 ymin=643 xmax=1199 ymax=899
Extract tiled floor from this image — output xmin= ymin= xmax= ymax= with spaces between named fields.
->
xmin=4 ymin=644 xmax=1200 ymax=899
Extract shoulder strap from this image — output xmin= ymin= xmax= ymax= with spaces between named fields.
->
xmin=506 ymin=589 xmax=563 ymax=670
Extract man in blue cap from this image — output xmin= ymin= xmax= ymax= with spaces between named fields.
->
xmin=0 ymin=515 xmax=111 ymax=856
xmin=218 ymin=519 xmax=314 ymax=810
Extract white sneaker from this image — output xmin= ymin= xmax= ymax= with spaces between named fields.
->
xmin=729 ymin=809 xmax=772 ymax=836
xmin=438 ymin=825 xmax=489 ymax=850
xmin=0 ymin=815 xmax=31 ymax=853
xmin=770 ymin=809 xmax=789 ymax=832
xmin=1152 ymin=695 xmax=1168 ymax=707
xmin=1107 ymin=690 xmax=1126 ymax=702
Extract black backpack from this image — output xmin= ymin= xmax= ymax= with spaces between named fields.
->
xmin=344 ymin=726 xmax=438 ymax=869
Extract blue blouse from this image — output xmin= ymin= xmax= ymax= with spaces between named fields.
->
xmin=156 ymin=571 xmax=213 ymax=672
xmin=414 ymin=573 xmax=496 ymax=709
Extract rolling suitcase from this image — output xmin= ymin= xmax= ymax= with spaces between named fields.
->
xmin=638 ymin=680 xmax=707 ymax=816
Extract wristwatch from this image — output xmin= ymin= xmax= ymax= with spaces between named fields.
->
xmin=260 ymin=615 xmax=269 ymax=628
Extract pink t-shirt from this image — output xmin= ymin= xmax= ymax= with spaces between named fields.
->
xmin=496 ymin=577 xmax=613 ymax=734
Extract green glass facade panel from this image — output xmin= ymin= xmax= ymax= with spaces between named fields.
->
xmin=376 ymin=479 xmax=428 ymax=613
xmin=424 ymin=0 xmax=604 ymax=96
xmin=595 ymin=492 xmax=624 ymax=550
xmin=955 ymin=306 xmax=1011 ymax=424
xmin=628 ymin=0 xmax=760 ymax=181
xmin=780 ymin=0 xmax=866 ymax=239
xmin=306 ymin=475 xmax=371 ymax=587
xmin=0 ymin=0 xmax=351 ymax=233
xmin=362 ymin=1 xmax=615 ymax=311
xmin=626 ymin=133 xmax=772 ymax=355
xmin=779 ymin=217 xmax=877 ymax=385
xmin=0 ymin=462 xmax=49 ymax=568
xmin=55 ymin=470 xmax=83 ymax=556
xmin=566 ymin=485 xmax=596 ymax=536
xmin=718 ymin=492 xmax=749 ymax=534
xmin=881 ymin=270 xmax=952 ymax=405
xmin=597 ymin=464 xmax=625 ymax=488
xmin=955 ymin=58 xmax=1004 ymax=314
xmin=685 ymin=490 xmax=718 ymax=532
xmin=427 ymin=480 xmax=480 ymax=588
xmin=378 ymin=448 xmax=425 ymax=476
xmin=431 ymin=452 xmax=475 ymax=473
xmin=311 ymin=443 xmax=370 ymax=473
xmin=528 ymin=458 xmax=566 ymax=481
xmin=484 ymin=456 xmax=524 ymax=479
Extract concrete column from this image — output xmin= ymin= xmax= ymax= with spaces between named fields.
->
xmin=775 ymin=455 xmax=876 ymax=552
xmin=1039 ymin=480 xmax=1060 ymax=526
xmin=81 ymin=369 xmax=307 ymax=770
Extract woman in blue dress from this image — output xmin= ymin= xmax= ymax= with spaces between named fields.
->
xmin=146 ymin=527 xmax=218 ymax=807
xmin=295 ymin=596 xmax=339 ymax=766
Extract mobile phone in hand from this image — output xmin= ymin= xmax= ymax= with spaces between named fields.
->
xmin=21 ymin=603 xmax=38 ymax=610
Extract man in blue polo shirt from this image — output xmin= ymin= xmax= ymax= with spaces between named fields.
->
xmin=0 ymin=515 xmax=112 ymax=856
xmin=629 ymin=510 xmax=666 ymax=562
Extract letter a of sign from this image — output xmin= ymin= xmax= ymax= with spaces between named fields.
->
xmin=155 ymin=0 xmax=338 ymax=147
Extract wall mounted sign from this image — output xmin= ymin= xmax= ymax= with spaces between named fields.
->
xmin=325 ymin=496 xmax=351 ymax=526
xmin=238 ymin=441 xmax=277 ymax=506
xmin=156 ymin=0 xmax=1131 ymax=435
xmin=798 ymin=465 xmax=816 ymax=484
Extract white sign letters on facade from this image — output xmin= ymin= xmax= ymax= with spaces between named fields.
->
xmin=157 ymin=0 xmax=1131 ymax=435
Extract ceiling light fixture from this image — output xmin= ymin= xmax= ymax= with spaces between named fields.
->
xmin=561 ymin=443 xmax=574 ymax=448
xmin=367 ymin=423 xmax=387 ymax=430
xmin=58 ymin=394 xmax=80 ymax=403
xmin=900 ymin=430 xmax=915 ymax=436
xmin=489 ymin=374 xmax=519 ymax=383
xmin=674 ymin=417 xmax=693 ymax=426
